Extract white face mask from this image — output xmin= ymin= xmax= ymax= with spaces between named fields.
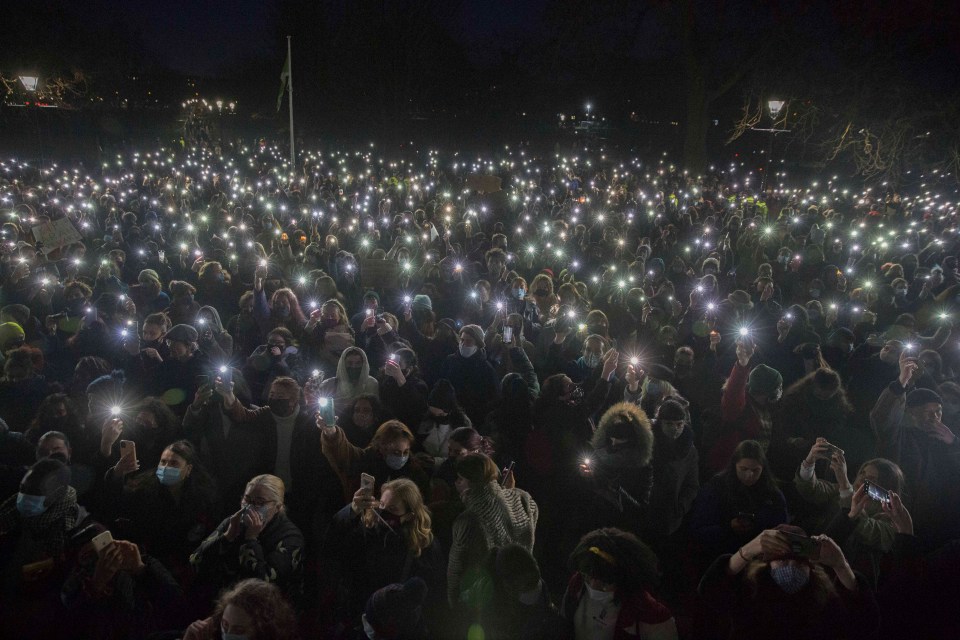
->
xmin=361 ymin=614 xmax=377 ymax=639
xmin=584 ymin=583 xmax=615 ymax=604
xmin=518 ymin=581 xmax=542 ymax=605
xmin=459 ymin=344 xmax=478 ymax=358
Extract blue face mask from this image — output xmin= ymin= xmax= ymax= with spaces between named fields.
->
xmin=384 ymin=453 xmax=409 ymax=470
xmin=583 ymin=353 xmax=601 ymax=369
xmin=514 ymin=288 xmax=526 ymax=300
xmin=770 ymin=563 xmax=810 ymax=594
xmin=16 ymin=492 xmax=47 ymax=518
xmin=222 ymin=631 xmax=249 ymax=640
xmin=156 ymin=466 xmax=182 ymax=486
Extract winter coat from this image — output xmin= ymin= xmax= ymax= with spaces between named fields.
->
xmin=378 ymin=373 xmax=430 ymax=430
xmin=647 ymin=423 xmax=700 ymax=536
xmin=190 ymin=510 xmax=304 ymax=602
xmin=560 ymin=573 xmax=677 ymax=640
xmin=698 ymin=553 xmax=879 ymax=640
xmin=221 ymin=402 xmax=344 ymax=531
xmin=870 ymin=380 xmax=960 ymax=544
xmin=320 ymin=425 xmax=430 ymax=501
xmin=708 ymin=361 xmax=777 ymax=473
xmin=438 ymin=349 xmax=499 ymax=426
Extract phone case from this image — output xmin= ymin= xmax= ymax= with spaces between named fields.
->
xmin=91 ymin=530 xmax=114 ymax=554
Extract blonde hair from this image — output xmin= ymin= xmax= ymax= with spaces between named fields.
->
xmin=364 ymin=478 xmax=433 ymax=557
xmin=245 ymin=474 xmax=285 ymax=510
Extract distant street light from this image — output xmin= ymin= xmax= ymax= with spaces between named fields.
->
xmin=767 ymin=99 xmax=785 ymax=119
xmin=19 ymin=76 xmax=39 ymax=92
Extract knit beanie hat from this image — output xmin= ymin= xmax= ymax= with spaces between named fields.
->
xmin=0 ymin=322 xmax=25 ymax=351
xmin=364 ymin=577 xmax=427 ymax=639
xmin=906 ymin=388 xmax=942 ymax=408
xmin=460 ymin=324 xmax=485 ymax=346
xmin=412 ymin=294 xmax=432 ymax=311
xmin=138 ymin=269 xmax=161 ymax=286
xmin=657 ymin=398 xmax=687 ymax=422
xmin=727 ymin=290 xmax=754 ymax=309
xmin=165 ymin=324 xmax=199 ymax=344
xmin=428 ymin=379 xmax=458 ymax=413
xmin=747 ymin=364 xmax=782 ymax=397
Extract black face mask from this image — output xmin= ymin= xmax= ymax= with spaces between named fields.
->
xmin=346 ymin=366 xmax=363 ymax=382
xmin=66 ymin=299 xmax=86 ymax=315
xmin=268 ymin=399 xmax=296 ymax=417
xmin=587 ymin=324 xmax=607 ymax=336
xmin=376 ymin=508 xmax=404 ymax=531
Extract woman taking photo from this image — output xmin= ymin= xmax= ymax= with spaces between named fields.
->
xmin=190 ymin=474 xmax=305 ymax=602
xmin=448 ymin=453 xmax=538 ymax=606
xmin=698 ymin=526 xmax=879 ymax=639
xmin=328 ymin=478 xmax=445 ymax=623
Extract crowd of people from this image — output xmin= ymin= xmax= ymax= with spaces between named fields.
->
xmin=0 ymin=138 xmax=958 ymax=639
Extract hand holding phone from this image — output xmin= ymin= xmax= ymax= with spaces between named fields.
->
xmin=502 ymin=326 xmax=513 ymax=344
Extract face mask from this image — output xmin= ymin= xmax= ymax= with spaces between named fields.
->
xmin=156 ymin=466 xmax=182 ymax=486
xmin=587 ymin=324 xmax=607 ymax=336
xmin=268 ymin=399 xmax=295 ymax=417
xmin=222 ymin=631 xmax=249 ymax=640
xmin=346 ymin=366 xmax=363 ymax=382
xmin=321 ymin=318 xmax=337 ymax=329
xmin=895 ymin=289 xmax=907 ymax=297
xmin=518 ymin=582 xmax=542 ymax=605
xmin=584 ymin=583 xmax=615 ymax=604
xmin=361 ymin=614 xmax=377 ymax=640
xmin=779 ymin=256 xmax=789 ymax=265
xmin=384 ymin=453 xmax=409 ymax=470
xmin=16 ymin=492 xmax=47 ymax=517
xmin=809 ymin=289 xmax=820 ymax=298
xmin=770 ymin=563 xmax=811 ymax=594
xmin=534 ymin=289 xmax=549 ymax=297
xmin=66 ymin=298 xmax=86 ymax=315
xmin=514 ymin=288 xmax=526 ymax=299
xmin=459 ymin=344 xmax=478 ymax=358
xmin=275 ymin=306 xmax=290 ymax=318
xmin=376 ymin=507 xmax=404 ymax=530
xmin=583 ymin=353 xmax=601 ymax=369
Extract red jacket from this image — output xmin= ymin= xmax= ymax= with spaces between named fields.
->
xmin=560 ymin=573 xmax=674 ymax=640
xmin=708 ymin=362 xmax=772 ymax=472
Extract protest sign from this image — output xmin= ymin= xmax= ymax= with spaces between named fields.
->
xmin=31 ymin=219 xmax=83 ymax=254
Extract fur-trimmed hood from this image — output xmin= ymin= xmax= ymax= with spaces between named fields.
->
xmin=592 ymin=401 xmax=654 ymax=467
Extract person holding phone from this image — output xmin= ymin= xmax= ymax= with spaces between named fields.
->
xmin=689 ymin=440 xmax=788 ymax=568
xmin=328 ymin=477 xmax=444 ymax=622
xmin=699 ymin=525 xmax=879 ymax=639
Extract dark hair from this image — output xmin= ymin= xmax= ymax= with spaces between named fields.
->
xmin=534 ymin=374 xmax=569 ymax=414
xmin=723 ymin=440 xmax=779 ymax=495
xmin=570 ymin=528 xmax=660 ymax=594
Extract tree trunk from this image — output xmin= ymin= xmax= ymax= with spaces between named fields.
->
xmin=684 ymin=70 xmax=709 ymax=174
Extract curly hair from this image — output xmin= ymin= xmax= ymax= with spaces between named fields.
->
xmin=211 ymin=579 xmax=299 ymax=640
xmin=570 ymin=527 xmax=660 ymax=594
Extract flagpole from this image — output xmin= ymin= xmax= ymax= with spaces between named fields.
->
xmin=287 ymin=35 xmax=295 ymax=171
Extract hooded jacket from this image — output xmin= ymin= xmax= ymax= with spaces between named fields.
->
xmin=196 ymin=305 xmax=233 ymax=360
xmin=318 ymin=346 xmax=380 ymax=417
xmin=587 ymin=402 xmax=655 ymax=518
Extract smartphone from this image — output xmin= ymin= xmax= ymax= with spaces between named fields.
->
xmin=91 ymin=530 xmax=114 ymax=555
xmin=780 ymin=530 xmax=820 ymax=557
xmin=864 ymin=479 xmax=891 ymax=503
xmin=195 ymin=374 xmax=210 ymax=387
xmin=217 ymin=366 xmax=232 ymax=384
xmin=736 ymin=511 xmax=756 ymax=522
xmin=818 ymin=443 xmax=842 ymax=458
xmin=360 ymin=473 xmax=375 ymax=497
xmin=502 ymin=326 xmax=513 ymax=343
xmin=120 ymin=440 xmax=136 ymax=462
xmin=500 ymin=461 xmax=515 ymax=485
xmin=317 ymin=397 xmax=336 ymax=424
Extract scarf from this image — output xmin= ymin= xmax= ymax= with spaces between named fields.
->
xmin=462 ymin=481 xmax=536 ymax=553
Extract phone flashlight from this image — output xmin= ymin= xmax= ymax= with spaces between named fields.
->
xmin=739 ymin=327 xmax=750 ymax=337
xmin=111 ymin=406 xmax=122 ymax=416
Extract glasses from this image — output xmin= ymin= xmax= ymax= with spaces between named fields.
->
xmin=242 ymin=496 xmax=275 ymax=508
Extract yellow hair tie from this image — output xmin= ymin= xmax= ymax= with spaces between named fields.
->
xmin=589 ymin=546 xmax=616 ymax=566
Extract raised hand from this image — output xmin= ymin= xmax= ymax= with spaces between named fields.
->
xmin=898 ymin=348 xmax=918 ymax=387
